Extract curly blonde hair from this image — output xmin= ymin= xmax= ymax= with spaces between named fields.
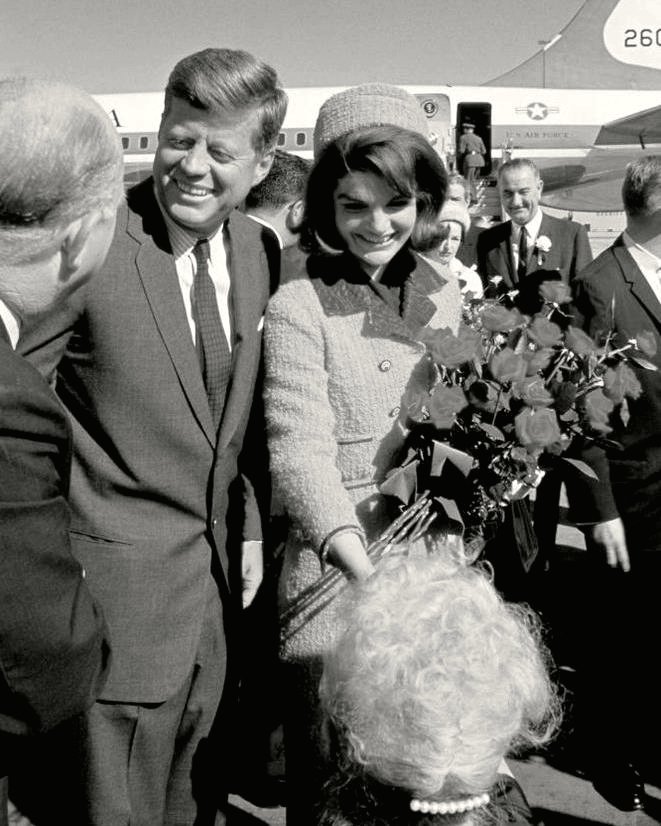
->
xmin=320 ymin=557 xmax=559 ymax=802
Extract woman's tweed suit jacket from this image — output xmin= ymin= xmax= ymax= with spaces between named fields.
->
xmin=264 ymin=248 xmax=461 ymax=660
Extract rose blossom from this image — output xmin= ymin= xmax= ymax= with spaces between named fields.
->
xmin=539 ymin=280 xmax=572 ymax=305
xmin=428 ymin=384 xmax=467 ymax=429
xmin=580 ymin=389 xmax=614 ymax=433
xmin=480 ymin=304 xmax=522 ymax=333
xmin=602 ymin=363 xmax=642 ymax=404
xmin=528 ymin=315 xmax=563 ymax=347
xmin=515 ymin=407 xmax=562 ymax=450
xmin=424 ymin=325 xmax=481 ymax=369
xmin=512 ymin=376 xmax=554 ymax=407
xmin=489 ymin=348 xmax=527 ymax=383
xmin=565 ymin=326 xmax=597 ymax=356
xmin=523 ymin=347 xmax=554 ymax=375
xmin=635 ymin=331 xmax=657 ymax=358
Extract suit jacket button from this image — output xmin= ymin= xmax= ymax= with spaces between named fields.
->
xmin=211 ymin=517 xmax=218 ymax=529
xmin=379 ymin=359 xmax=392 ymax=372
xmin=390 ymin=405 xmax=401 ymax=418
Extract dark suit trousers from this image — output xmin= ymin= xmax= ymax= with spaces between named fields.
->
xmin=14 ymin=581 xmax=228 ymax=826
xmin=576 ymin=549 xmax=661 ymax=776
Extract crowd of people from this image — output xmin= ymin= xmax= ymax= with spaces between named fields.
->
xmin=2 ymin=46 xmax=661 ymax=826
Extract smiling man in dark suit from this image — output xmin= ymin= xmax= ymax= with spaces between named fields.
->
xmin=567 ymin=156 xmax=661 ymax=813
xmin=21 ymin=49 xmax=286 ymax=826
xmin=477 ymin=157 xmax=592 ymax=296
xmin=0 ymin=78 xmax=122 ymax=826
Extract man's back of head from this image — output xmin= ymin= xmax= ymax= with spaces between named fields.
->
xmin=0 ymin=78 xmax=123 ymax=317
xmin=244 ymin=150 xmax=311 ymax=247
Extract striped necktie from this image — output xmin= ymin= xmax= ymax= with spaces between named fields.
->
xmin=192 ymin=239 xmax=231 ymax=428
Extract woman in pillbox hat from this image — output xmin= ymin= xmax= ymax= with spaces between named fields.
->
xmin=263 ymin=83 xmax=461 ymax=824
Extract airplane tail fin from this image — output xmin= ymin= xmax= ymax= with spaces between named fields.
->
xmin=485 ymin=0 xmax=661 ymax=89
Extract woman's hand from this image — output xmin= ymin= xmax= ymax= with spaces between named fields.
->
xmin=326 ymin=531 xmax=375 ymax=581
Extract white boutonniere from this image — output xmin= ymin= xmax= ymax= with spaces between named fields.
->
xmin=534 ymin=235 xmax=552 ymax=265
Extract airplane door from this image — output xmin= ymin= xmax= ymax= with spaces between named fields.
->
xmin=414 ymin=93 xmax=451 ymax=166
xmin=456 ymin=102 xmax=492 ymax=176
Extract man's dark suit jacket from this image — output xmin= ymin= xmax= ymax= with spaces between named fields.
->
xmin=476 ymin=211 xmax=592 ymax=291
xmin=23 ymin=178 xmax=279 ymax=704
xmin=569 ymin=236 xmax=661 ymax=553
xmin=0 ymin=323 xmax=107 ymax=779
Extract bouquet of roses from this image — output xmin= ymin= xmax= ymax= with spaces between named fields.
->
xmin=377 ymin=275 xmax=658 ymax=560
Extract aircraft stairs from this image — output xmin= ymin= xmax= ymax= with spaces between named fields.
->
xmin=469 ymin=177 xmax=502 ymax=226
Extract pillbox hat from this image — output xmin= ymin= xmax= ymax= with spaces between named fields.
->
xmin=313 ymin=83 xmax=429 ymax=159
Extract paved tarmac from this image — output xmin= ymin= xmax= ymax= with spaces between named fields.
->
xmin=228 ymin=758 xmax=661 ymax=826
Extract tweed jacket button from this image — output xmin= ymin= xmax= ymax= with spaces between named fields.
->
xmin=390 ymin=405 xmax=400 ymax=418
xmin=211 ymin=517 xmax=218 ymax=529
xmin=379 ymin=359 xmax=392 ymax=372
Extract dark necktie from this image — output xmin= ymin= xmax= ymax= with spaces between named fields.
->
xmin=517 ymin=227 xmax=528 ymax=282
xmin=192 ymin=239 xmax=232 ymax=428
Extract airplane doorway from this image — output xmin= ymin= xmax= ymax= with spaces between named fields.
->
xmin=456 ymin=102 xmax=492 ymax=176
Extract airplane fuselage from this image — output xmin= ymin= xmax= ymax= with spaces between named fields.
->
xmin=97 ymin=84 xmax=661 ymax=211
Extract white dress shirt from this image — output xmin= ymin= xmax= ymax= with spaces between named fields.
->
xmin=623 ymin=231 xmax=661 ymax=308
xmin=0 ymin=298 xmax=19 ymax=349
xmin=158 ymin=200 xmax=233 ymax=351
xmin=511 ymin=209 xmax=544 ymax=272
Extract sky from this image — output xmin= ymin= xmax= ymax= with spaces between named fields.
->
xmin=1 ymin=0 xmax=584 ymax=93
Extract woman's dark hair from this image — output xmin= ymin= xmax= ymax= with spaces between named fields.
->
xmin=302 ymin=125 xmax=447 ymax=254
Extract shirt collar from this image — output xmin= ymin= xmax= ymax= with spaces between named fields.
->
xmin=512 ymin=208 xmax=543 ymax=242
xmin=153 ymin=183 xmax=225 ymax=258
xmin=246 ymin=214 xmax=284 ymax=249
xmin=623 ymin=230 xmax=661 ymax=273
xmin=0 ymin=298 xmax=20 ymax=349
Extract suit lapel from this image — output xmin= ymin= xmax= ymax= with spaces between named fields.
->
xmin=495 ymin=221 xmax=515 ymax=285
xmin=0 ymin=318 xmax=10 ymax=346
xmin=614 ymin=238 xmax=661 ymax=327
xmin=217 ymin=212 xmax=267 ymax=450
xmin=128 ymin=182 xmax=216 ymax=445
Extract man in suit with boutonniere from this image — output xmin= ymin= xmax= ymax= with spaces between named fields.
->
xmin=476 ymin=158 xmax=593 ymax=300
xmin=474 ymin=158 xmax=593 ymax=605
xmin=18 ymin=48 xmax=286 ymax=826
xmin=565 ymin=156 xmax=661 ymax=814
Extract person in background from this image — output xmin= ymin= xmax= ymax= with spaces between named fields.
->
xmin=567 ymin=156 xmax=661 ymax=813
xmin=476 ymin=158 xmax=592 ymax=296
xmin=458 ymin=122 xmax=486 ymax=204
xmin=244 ymin=149 xmax=311 ymax=249
xmin=319 ymin=556 xmax=559 ymax=826
xmin=264 ymin=83 xmax=461 ymax=825
xmin=0 ymin=77 xmax=121 ymax=826
xmin=445 ymin=172 xmax=483 ymax=268
xmin=18 ymin=49 xmax=286 ymax=826
xmin=431 ymin=199 xmax=483 ymax=298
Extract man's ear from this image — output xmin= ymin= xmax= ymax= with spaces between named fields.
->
xmin=285 ymin=198 xmax=305 ymax=232
xmin=538 ymin=178 xmax=544 ymax=196
xmin=252 ymin=146 xmax=275 ymax=189
xmin=59 ymin=213 xmax=96 ymax=278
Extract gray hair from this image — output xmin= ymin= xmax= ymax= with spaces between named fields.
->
xmin=621 ymin=156 xmax=661 ymax=217
xmin=0 ymin=78 xmax=124 ymax=264
xmin=497 ymin=157 xmax=540 ymax=181
xmin=163 ymin=48 xmax=288 ymax=152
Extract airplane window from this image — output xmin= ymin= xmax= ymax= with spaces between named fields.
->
xmin=277 ymin=132 xmax=286 ymax=146
xmin=139 ymin=136 xmax=149 ymax=149
xmin=296 ymin=132 xmax=306 ymax=146
xmin=122 ymin=137 xmax=129 ymax=149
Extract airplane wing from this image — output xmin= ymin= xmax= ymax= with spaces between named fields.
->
xmin=595 ymin=105 xmax=661 ymax=147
